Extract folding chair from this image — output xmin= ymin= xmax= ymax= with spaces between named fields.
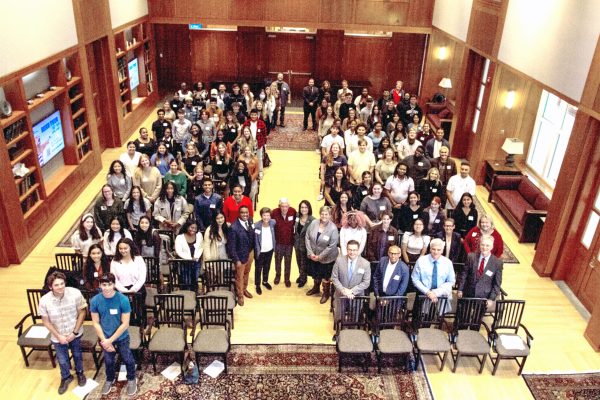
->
xmin=335 ymin=296 xmax=372 ymax=372
xmin=15 ymin=289 xmax=56 ymax=367
xmin=374 ymin=296 xmax=413 ymax=372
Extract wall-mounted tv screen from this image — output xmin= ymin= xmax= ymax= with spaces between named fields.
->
xmin=128 ymin=58 xmax=139 ymax=91
xmin=33 ymin=110 xmax=65 ymax=167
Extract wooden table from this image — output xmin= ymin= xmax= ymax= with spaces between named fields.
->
xmin=484 ymin=159 xmax=523 ymax=195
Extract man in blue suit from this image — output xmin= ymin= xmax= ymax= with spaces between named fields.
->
xmin=373 ymin=245 xmax=410 ymax=297
xmin=226 ymin=205 xmax=255 ymax=306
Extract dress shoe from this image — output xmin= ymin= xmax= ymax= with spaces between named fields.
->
xmin=298 ymin=280 xmax=306 ymax=288
xmin=58 ymin=375 xmax=73 ymax=395
xmin=263 ymin=282 xmax=273 ymax=290
xmin=237 ymin=297 xmax=245 ymax=306
xmin=295 ymin=277 xmax=301 ymax=283
xmin=256 ymin=286 xmax=262 ymax=295
xmin=285 ymin=281 xmax=291 ymax=288
xmin=274 ymin=276 xmax=281 ymax=285
xmin=244 ymin=290 xmax=253 ymax=299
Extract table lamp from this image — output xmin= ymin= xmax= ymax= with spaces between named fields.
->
xmin=501 ymin=138 xmax=524 ymax=167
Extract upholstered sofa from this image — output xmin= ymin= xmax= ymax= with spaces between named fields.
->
xmin=425 ymin=102 xmax=453 ymax=138
xmin=490 ymin=175 xmax=549 ymax=243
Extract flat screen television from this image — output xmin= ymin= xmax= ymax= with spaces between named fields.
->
xmin=33 ymin=110 xmax=65 ymax=167
xmin=128 ymin=58 xmax=139 ymax=91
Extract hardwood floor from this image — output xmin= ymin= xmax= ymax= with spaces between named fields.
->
xmin=1 ymin=109 xmax=599 ymax=399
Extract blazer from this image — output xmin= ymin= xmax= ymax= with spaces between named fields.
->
xmin=153 ymin=196 xmax=190 ymax=230
xmin=253 ymin=219 xmax=276 ymax=254
xmin=425 ymin=138 xmax=450 ymax=158
xmin=436 ymin=231 xmax=463 ymax=263
xmin=174 ymin=232 xmax=203 ymax=261
xmin=293 ymin=215 xmax=316 ymax=252
xmin=331 ymin=254 xmax=371 ymax=299
xmin=422 ymin=207 xmax=446 ymax=237
xmin=372 ymin=256 xmax=410 ymax=297
xmin=458 ymin=252 xmax=503 ymax=300
xmin=364 ymin=225 xmax=399 ymax=262
xmin=305 ymin=219 xmax=340 ymax=264
xmin=226 ymin=218 xmax=255 ymax=264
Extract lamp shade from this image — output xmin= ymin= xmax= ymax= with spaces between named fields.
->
xmin=438 ymin=78 xmax=452 ymax=89
xmin=501 ymin=138 xmax=524 ymax=155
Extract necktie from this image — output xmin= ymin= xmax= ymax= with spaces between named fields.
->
xmin=478 ymin=257 xmax=485 ymax=277
xmin=245 ymin=221 xmax=250 ymax=231
xmin=348 ymin=261 xmax=353 ymax=282
xmin=431 ymin=260 xmax=438 ymax=289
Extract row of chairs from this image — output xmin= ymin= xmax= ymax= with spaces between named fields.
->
xmin=335 ymin=295 xmax=533 ymax=375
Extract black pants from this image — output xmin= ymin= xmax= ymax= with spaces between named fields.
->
xmin=303 ymin=103 xmax=317 ymax=130
xmin=255 ymin=250 xmax=274 ymax=285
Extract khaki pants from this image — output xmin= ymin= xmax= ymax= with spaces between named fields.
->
xmin=235 ymin=251 xmax=254 ymax=298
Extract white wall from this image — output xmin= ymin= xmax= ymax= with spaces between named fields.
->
xmin=109 ymin=0 xmax=148 ymax=29
xmin=0 ymin=1 xmax=78 ymax=78
xmin=499 ymin=0 xmax=600 ymax=102
xmin=432 ymin=0 xmax=473 ymax=42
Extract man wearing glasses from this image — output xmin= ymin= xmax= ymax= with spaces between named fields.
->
xmin=373 ymin=245 xmax=410 ymax=297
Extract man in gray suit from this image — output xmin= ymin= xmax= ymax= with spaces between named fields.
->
xmin=331 ymin=240 xmax=371 ymax=320
xmin=458 ymin=235 xmax=503 ymax=312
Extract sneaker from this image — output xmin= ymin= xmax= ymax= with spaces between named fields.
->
xmin=317 ymin=194 xmax=324 ymax=201
xmin=58 ymin=375 xmax=73 ymax=395
xmin=127 ymin=378 xmax=138 ymax=396
xmin=263 ymin=282 xmax=272 ymax=290
xmin=101 ymin=380 xmax=114 ymax=395
xmin=76 ymin=372 xmax=87 ymax=387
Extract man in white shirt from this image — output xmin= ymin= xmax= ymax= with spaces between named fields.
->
xmin=397 ymin=128 xmax=423 ymax=160
xmin=321 ymin=125 xmax=345 ymax=157
xmin=411 ymin=238 xmax=455 ymax=312
xmin=446 ymin=161 xmax=476 ymax=212
xmin=373 ymin=245 xmax=410 ymax=297
xmin=172 ymin=108 xmax=192 ymax=155
xmin=347 ymin=139 xmax=376 ymax=184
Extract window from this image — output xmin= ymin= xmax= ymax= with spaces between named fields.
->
xmin=472 ymin=59 xmax=490 ymax=134
xmin=526 ymin=90 xmax=577 ymax=188
xmin=582 ymin=188 xmax=600 ymax=250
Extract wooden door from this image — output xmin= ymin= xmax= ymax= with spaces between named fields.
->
xmin=266 ymin=33 xmax=316 ymax=106
xmin=154 ymin=24 xmax=191 ymax=93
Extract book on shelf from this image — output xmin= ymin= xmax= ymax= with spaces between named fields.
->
xmin=3 ymin=119 xmax=26 ymax=143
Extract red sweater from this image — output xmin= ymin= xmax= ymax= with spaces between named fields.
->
xmin=223 ymin=195 xmax=254 ymax=223
xmin=463 ymin=227 xmax=504 ymax=258
xmin=271 ymin=207 xmax=297 ymax=246
xmin=242 ymin=119 xmax=267 ymax=149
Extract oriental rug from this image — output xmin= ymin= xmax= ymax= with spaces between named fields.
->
xmin=523 ymin=371 xmax=600 ymax=400
xmin=85 ymin=344 xmax=433 ymax=400
xmin=266 ymin=110 xmax=320 ymax=151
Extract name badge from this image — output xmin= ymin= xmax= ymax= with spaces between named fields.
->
xmin=209 ymin=204 xmax=216 ymax=209
xmin=191 ymin=161 xmax=197 ymax=165
xmin=446 ymin=165 xmax=452 ymax=169
xmin=435 ymin=219 xmax=440 ymax=223
xmin=323 ymin=235 xmax=330 ymax=241
xmin=378 ymin=154 xmax=383 ymax=158
xmin=379 ymin=205 xmax=386 ymax=211
xmin=357 ymin=268 xmax=365 ymax=274
xmin=472 ymin=232 xmax=478 ymax=237
xmin=93 ymin=272 xmax=98 ymax=278
xmin=393 ymin=275 xmax=400 ymax=281
xmin=205 ymin=127 xmax=211 ymax=131
xmin=295 ymin=217 xmax=299 ymax=222
xmin=217 ymin=161 xmax=223 ymax=165
xmin=418 ymin=162 xmax=423 ymax=167
xmin=468 ymin=216 xmax=474 ymax=221
xmin=141 ymin=240 xmax=146 ymax=245
xmin=485 ymin=270 xmax=494 ymax=277
xmin=139 ymin=143 xmax=145 ymax=147
xmin=255 ymin=229 xmax=261 ymax=234
xmin=101 ymin=205 xmax=107 ymax=210
xmin=413 ymin=214 xmax=418 ymax=219
xmin=110 ymin=309 xmax=118 ymax=315
xmin=388 ymin=235 xmax=395 ymax=241
xmin=231 ymin=129 xmax=236 ymax=133
xmin=163 ymin=122 xmax=169 ymax=127
xmin=432 ymin=188 xmax=437 ymax=193
xmin=362 ymin=190 xmax=368 ymax=195
xmin=288 ymin=216 xmax=294 ymax=221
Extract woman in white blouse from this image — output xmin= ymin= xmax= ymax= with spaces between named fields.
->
xmin=174 ymin=220 xmax=203 ymax=282
xmin=110 ymin=238 xmax=147 ymax=301
xmin=401 ymin=218 xmax=430 ymax=264
xmin=202 ymin=212 xmax=229 ymax=261
xmin=103 ymin=217 xmax=133 ymax=256
xmin=71 ymin=213 xmax=103 ymax=260
xmin=119 ymin=141 xmax=142 ymax=178
xmin=339 ymin=211 xmax=368 ymax=256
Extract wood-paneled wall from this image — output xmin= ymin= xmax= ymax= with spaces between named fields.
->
xmin=466 ymin=0 xmax=508 ymax=59
xmin=581 ymin=36 xmax=600 ymax=120
xmin=154 ymin=25 xmax=427 ymax=98
xmin=148 ymin=0 xmax=433 ymax=32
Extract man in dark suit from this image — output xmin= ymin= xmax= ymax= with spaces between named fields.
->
xmin=331 ymin=240 xmax=371 ymax=319
xmin=425 ymin=128 xmax=451 ymax=159
xmin=226 ymin=205 xmax=255 ymax=306
xmin=436 ymin=218 xmax=463 ymax=263
xmin=458 ymin=235 xmax=503 ymax=312
xmin=373 ymin=245 xmax=410 ymax=297
xmin=397 ymin=95 xmax=423 ymax=126
xmin=302 ymin=78 xmax=319 ymax=131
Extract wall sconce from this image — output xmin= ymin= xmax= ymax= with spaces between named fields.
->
xmin=437 ymin=46 xmax=448 ymax=60
xmin=505 ymin=90 xmax=516 ymax=109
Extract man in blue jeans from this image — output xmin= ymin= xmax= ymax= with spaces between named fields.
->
xmin=91 ymin=273 xmax=137 ymax=396
xmin=39 ymin=271 xmax=87 ymax=395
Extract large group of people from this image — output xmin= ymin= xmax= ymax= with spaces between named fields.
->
xmin=52 ymin=76 xmax=506 ymax=395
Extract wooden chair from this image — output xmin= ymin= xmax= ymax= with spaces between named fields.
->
xmin=80 ymin=290 xmax=102 ymax=370
xmin=54 ymin=253 xmax=84 ymax=274
xmin=168 ymin=259 xmax=199 ymax=327
xmin=373 ymin=296 xmax=413 ymax=372
xmin=192 ymin=295 xmax=231 ymax=373
xmin=143 ymin=256 xmax=162 ymax=312
xmin=412 ymin=295 xmax=450 ymax=371
xmin=450 ymin=298 xmax=490 ymax=373
xmin=202 ymin=260 xmax=237 ymax=328
xmin=126 ymin=292 xmax=147 ymax=370
xmin=15 ymin=289 xmax=56 ymax=368
xmin=486 ymin=300 xmax=533 ymax=375
xmin=335 ymin=296 xmax=373 ymax=372
xmin=148 ymin=294 xmax=187 ymax=373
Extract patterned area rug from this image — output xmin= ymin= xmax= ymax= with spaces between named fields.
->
xmin=523 ymin=372 xmax=600 ymax=400
xmin=86 ymin=344 xmax=433 ymax=400
xmin=267 ymin=110 xmax=319 ymax=151
xmin=473 ymin=196 xmax=519 ymax=264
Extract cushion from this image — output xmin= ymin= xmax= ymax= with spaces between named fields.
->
xmin=80 ymin=325 xmax=98 ymax=349
xmin=417 ymin=328 xmax=450 ymax=352
xmin=149 ymin=327 xmax=186 ymax=352
xmin=428 ymin=115 xmax=442 ymax=129
xmin=428 ymin=103 xmax=446 ymax=114
xmin=145 ymin=287 xmax=159 ymax=308
xmin=456 ymin=330 xmax=490 ymax=355
xmin=17 ymin=324 xmax=51 ymax=347
xmin=495 ymin=334 xmax=530 ymax=357
xmin=494 ymin=190 xmax=530 ymax=225
xmin=533 ymin=194 xmax=549 ymax=211
xmin=128 ymin=326 xmax=142 ymax=350
xmin=377 ymin=329 xmax=413 ymax=354
xmin=193 ymin=329 xmax=229 ymax=353
xmin=518 ymin=179 xmax=539 ymax=205
xmin=438 ymin=109 xmax=451 ymax=118
xmin=337 ymin=329 xmax=373 ymax=353
xmin=406 ymin=292 xmax=416 ymax=312
xmin=205 ymin=290 xmax=236 ymax=310
xmin=171 ymin=290 xmax=197 ymax=310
